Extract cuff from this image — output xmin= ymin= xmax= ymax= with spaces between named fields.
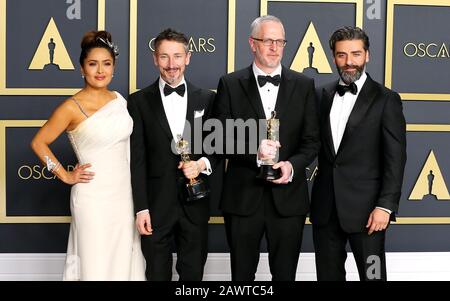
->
xmin=288 ymin=161 xmax=294 ymax=182
xmin=256 ymin=146 xmax=262 ymax=167
xmin=136 ymin=209 xmax=149 ymax=216
xmin=199 ymin=157 xmax=212 ymax=175
xmin=256 ymin=157 xmax=263 ymax=167
xmin=376 ymin=206 xmax=392 ymax=215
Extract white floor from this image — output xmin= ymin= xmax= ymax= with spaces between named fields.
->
xmin=1 ymin=252 xmax=449 ymax=281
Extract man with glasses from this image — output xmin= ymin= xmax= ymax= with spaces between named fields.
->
xmin=213 ymin=15 xmax=320 ymax=280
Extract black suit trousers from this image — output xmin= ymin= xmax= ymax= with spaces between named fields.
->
xmin=224 ymin=187 xmax=306 ymax=281
xmin=140 ymin=202 xmax=208 ymax=281
xmin=312 ymin=199 xmax=387 ymax=281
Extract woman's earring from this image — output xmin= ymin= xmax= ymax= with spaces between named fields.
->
xmin=81 ymin=75 xmax=85 ymax=79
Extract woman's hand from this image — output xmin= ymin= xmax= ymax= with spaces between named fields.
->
xmin=63 ymin=163 xmax=95 ymax=185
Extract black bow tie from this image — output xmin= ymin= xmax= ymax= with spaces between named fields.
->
xmin=257 ymin=75 xmax=281 ymax=87
xmin=336 ymin=82 xmax=358 ymax=97
xmin=163 ymin=84 xmax=185 ymax=97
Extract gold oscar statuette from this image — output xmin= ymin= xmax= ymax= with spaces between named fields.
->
xmin=176 ymin=135 xmax=210 ymax=202
xmin=257 ymin=111 xmax=281 ymax=181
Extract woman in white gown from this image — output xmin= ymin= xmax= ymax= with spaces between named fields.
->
xmin=31 ymin=31 xmax=145 ymax=280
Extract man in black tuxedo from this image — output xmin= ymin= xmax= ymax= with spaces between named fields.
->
xmin=127 ymin=29 xmax=218 ymax=281
xmin=214 ymin=15 xmax=320 ymax=281
xmin=311 ymin=26 xmax=407 ymax=281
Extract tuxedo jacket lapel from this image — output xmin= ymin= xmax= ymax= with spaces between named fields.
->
xmin=274 ymin=66 xmax=295 ymax=120
xmin=239 ymin=66 xmax=266 ymax=120
xmin=322 ymin=84 xmax=337 ymax=158
xmin=145 ymin=81 xmax=173 ymax=141
xmin=337 ymin=75 xmax=379 ymax=156
xmin=182 ymin=82 xmax=200 ymax=141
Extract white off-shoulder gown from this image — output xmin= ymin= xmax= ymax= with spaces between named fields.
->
xmin=63 ymin=91 xmax=145 ymax=281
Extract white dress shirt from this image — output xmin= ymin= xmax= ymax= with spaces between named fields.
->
xmin=253 ymin=63 xmax=281 ymax=119
xmin=329 ymin=72 xmax=391 ymax=214
xmin=158 ymin=77 xmax=211 ymax=175
xmin=253 ymin=63 xmax=293 ymax=182
xmin=159 ymin=77 xmax=188 ymax=141
xmin=329 ymin=72 xmax=367 ymax=153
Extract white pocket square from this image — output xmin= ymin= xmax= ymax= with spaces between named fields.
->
xmin=194 ymin=109 xmax=205 ymax=118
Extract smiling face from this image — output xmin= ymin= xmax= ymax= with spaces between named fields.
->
xmin=249 ymin=20 xmax=285 ymax=74
xmin=333 ymin=39 xmax=369 ymax=84
xmin=153 ymin=39 xmax=191 ymax=86
xmin=81 ymin=47 xmax=114 ymax=89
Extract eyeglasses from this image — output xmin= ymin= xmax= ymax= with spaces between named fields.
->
xmin=251 ymin=37 xmax=287 ymax=47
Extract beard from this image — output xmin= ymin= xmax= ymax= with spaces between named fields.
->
xmin=162 ymin=68 xmax=181 ymax=85
xmin=337 ymin=63 xmax=365 ymax=85
xmin=255 ymin=50 xmax=281 ymax=70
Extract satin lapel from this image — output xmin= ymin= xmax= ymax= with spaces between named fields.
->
xmin=182 ymin=82 xmax=199 ymax=141
xmin=274 ymin=67 xmax=294 ymax=120
xmin=145 ymin=82 xmax=173 ymax=141
xmin=337 ymin=75 xmax=378 ymax=156
xmin=239 ymin=66 xmax=266 ymax=120
xmin=322 ymin=85 xmax=337 ymax=158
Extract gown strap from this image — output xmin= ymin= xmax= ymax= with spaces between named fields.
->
xmin=71 ymin=97 xmax=89 ymax=118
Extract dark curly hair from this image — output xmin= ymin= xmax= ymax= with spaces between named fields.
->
xmin=79 ymin=30 xmax=117 ymax=65
xmin=329 ymin=26 xmax=370 ymax=53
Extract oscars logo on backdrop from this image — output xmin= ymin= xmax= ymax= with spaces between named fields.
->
xmin=17 ymin=164 xmax=74 ymax=180
xmin=28 ymin=17 xmax=74 ymax=70
xmin=290 ymin=22 xmax=332 ymax=76
xmin=148 ymin=36 xmax=216 ymax=53
xmin=403 ymin=42 xmax=450 ymax=58
xmin=409 ymin=150 xmax=450 ymax=201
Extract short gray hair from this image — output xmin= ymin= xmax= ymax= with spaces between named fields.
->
xmin=250 ymin=15 xmax=285 ymax=37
